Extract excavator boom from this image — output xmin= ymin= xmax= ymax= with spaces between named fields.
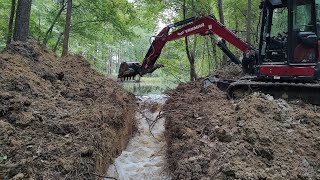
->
xmin=140 ymin=16 xmax=252 ymax=71
xmin=118 ymin=16 xmax=254 ymax=81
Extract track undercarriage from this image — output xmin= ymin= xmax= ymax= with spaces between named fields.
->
xmin=202 ymin=76 xmax=320 ymax=105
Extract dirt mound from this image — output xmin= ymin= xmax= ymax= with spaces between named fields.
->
xmin=0 ymin=40 xmax=136 ymax=179
xmin=164 ymin=81 xmax=320 ymax=180
xmin=212 ymin=63 xmax=244 ymax=80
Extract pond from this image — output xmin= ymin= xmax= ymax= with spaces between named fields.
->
xmin=119 ymin=78 xmax=178 ymax=96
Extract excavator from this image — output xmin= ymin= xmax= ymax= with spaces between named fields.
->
xmin=118 ymin=0 xmax=320 ymax=104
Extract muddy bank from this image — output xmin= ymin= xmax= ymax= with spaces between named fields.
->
xmin=0 ymin=41 xmax=136 ymax=179
xmin=164 ymin=81 xmax=320 ymax=180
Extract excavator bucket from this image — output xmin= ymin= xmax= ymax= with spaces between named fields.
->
xmin=118 ymin=62 xmax=164 ymax=81
xmin=118 ymin=62 xmax=140 ymax=81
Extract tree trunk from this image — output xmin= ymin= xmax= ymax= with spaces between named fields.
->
xmin=43 ymin=3 xmax=66 ymax=45
xmin=61 ymin=0 xmax=72 ymax=57
xmin=6 ymin=0 xmax=16 ymax=46
xmin=217 ymin=0 xmax=228 ymax=66
xmin=108 ymin=48 xmax=112 ymax=74
xmin=246 ymin=0 xmax=252 ymax=44
xmin=13 ymin=0 xmax=32 ymax=42
xmin=217 ymin=0 xmax=225 ymax=27
xmin=53 ymin=32 xmax=64 ymax=53
xmin=118 ymin=43 xmax=121 ymax=71
xmin=210 ymin=36 xmax=219 ymax=69
xmin=183 ymin=0 xmax=197 ymax=81
xmin=235 ymin=14 xmax=239 ymax=34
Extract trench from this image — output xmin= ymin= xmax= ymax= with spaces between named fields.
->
xmin=106 ymin=82 xmax=173 ymax=180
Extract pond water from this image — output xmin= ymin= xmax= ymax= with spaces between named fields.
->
xmin=119 ymin=78 xmax=177 ymax=96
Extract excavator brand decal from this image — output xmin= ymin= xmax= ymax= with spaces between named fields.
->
xmin=177 ymin=23 xmax=205 ymax=36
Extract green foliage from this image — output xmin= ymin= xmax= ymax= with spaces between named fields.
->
xmin=0 ymin=1 xmax=11 ymax=49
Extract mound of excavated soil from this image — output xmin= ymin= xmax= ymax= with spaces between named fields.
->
xmin=212 ymin=63 xmax=244 ymax=80
xmin=164 ymin=81 xmax=320 ymax=180
xmin=0 ymin=41 xmax=136 ymax=179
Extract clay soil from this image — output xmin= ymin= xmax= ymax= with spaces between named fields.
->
xmin=0 ymin=41 xmax=136 ymax=179
xmin=164 ymin=81 xmax=320 ymax=180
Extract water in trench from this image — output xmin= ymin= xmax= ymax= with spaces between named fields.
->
xmin=106 ymin=93 xmax=171 ymax=180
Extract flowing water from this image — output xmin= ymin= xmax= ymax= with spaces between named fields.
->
xmin=106 ymin=81 xmax=172 ymax=180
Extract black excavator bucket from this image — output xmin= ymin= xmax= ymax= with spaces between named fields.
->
xmin=202 ymin=75 xmax=320 ymax=105
xmin=118 ymin=62 xmax=140 ymax=81
xmin=118 ymin=62 xmax=164 ymax=82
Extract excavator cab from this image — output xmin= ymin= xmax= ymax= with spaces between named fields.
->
xmin=207 ymin=0 xmax=320 ymax=105
xmin=258 ymin=0 xmax=320 ymax=79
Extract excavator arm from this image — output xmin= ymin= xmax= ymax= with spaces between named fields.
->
xmin=118 ymin=16 xmax=254 ymax=80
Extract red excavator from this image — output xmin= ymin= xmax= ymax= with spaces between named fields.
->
xmin=118 ymin=0 xmax=320 ymax=104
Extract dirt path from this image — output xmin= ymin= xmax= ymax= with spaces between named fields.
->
xmin=107 ymin=95 xmax=171 ymax=180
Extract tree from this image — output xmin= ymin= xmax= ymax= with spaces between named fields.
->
xmin=183 ymin=0 xmax=197 ymax=81
xmin=6 ymin=0 xmax=16 ymax=46
xmin=246 ymin=0 xmax=252 ymax=44
xmin=217 ymin=0 xmax=228 ymax=66
xmin=13 ymin=0 xmax=32 ymax=42
xmin=43 ymin=2 xmax=66 ymax=45
xmin=62 ymin=0 xmax=72 ymax=57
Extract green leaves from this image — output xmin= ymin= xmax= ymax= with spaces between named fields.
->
xmin=0 ymin=1 xmax=11 ymax=49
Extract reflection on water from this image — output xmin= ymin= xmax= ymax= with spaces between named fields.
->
xmin=119 ymin=79 xmax=177 ymax=96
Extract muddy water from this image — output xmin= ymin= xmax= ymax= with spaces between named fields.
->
xmin=106 ymin=95 xmax=171 ymax=180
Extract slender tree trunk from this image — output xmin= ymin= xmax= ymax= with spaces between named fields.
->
xmin=217 ymin=0 xmax=228 ymax=66
xmin=235 ymin=14 xmax=239 ymax=34
xmin=109 ymin=48 xmax=112 ymax=74
xmin=13 ymin=0 xmax=32 ymax=42
xmin=206 ymin=37 xmax=211 ymax=72
xmin=201 ymin=38 xmax=206 ymax=73
xmin=118 ymin=43 xmax=121 ymax=71
xmin=62 ymin=0 xmax=72 ymax=57
xmin=43 ymin=3 xmax=66 ymax=45
xmin=109 ymin=60 xmax=112 ymax=74
xmin=53 ymin=32 xmax=64 ymax=53
xmin=183 ymin=0 xmax=197 ymax=81
xmin=217 ymin=0 xmax=225 ymax=28
xmin=37 ymin=9 xmax=41 ymax=41
xmin=210 ymin=36 xmax=219 ymax=69
xmin=6 ymin=0 xmax=16 ymax=46
xmin=246 ymin=0 xmax=252 ymax=44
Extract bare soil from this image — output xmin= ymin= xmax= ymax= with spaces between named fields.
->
xmin=213 ymin=63 xmax=244 ymax=80
xmin=164 ymin=81 xmax=320 ymax=180
xmin=0 ymin=41 xmax=136 ymax=179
